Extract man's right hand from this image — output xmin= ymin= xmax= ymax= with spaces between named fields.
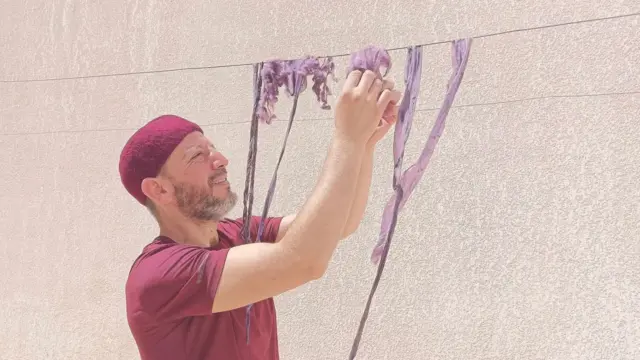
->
xmin=334 ymin=70 xmax=402 ymax=146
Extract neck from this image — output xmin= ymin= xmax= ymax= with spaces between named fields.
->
xmin=157 ymin=211 xmax=220 ymax=247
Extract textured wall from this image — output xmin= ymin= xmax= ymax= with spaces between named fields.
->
xmin=1 ymin=1 xmax=639 ymax=359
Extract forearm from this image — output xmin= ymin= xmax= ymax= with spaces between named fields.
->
xmin=278 ymin=135 xmax=365 ymax=275
xmin=342 ymin=144 xmax=375 ymax=236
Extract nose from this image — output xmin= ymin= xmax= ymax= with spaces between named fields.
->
xmin=209 ymin=150 xmax=229 ymax=170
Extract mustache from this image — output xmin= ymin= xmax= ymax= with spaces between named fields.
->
xmin=208 ymin=170 xmax=228 ymax=186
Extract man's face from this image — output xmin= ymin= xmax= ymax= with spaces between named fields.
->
xmin=162 ymin=131 xmax=237 ymax=221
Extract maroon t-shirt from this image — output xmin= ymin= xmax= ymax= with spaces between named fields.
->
xmin=125 ymin=216 xmax=284 ymax=360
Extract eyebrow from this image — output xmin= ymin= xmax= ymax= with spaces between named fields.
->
xmin=182 ymin=143 xmax=215 ymax=160
xmin=182 ymin=146 xmax=198 ymax=160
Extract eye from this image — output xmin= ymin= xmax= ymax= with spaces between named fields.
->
xmin=191 ymin=152 xmax=203 ymax=160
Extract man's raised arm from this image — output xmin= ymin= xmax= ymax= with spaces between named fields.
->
xmin=211 ymin=70 xmax=401 ymax=313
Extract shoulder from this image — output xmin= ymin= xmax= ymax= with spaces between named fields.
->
xmin=125 ymin=239 xmax=227 ymax=314
xmin=127 ymin=238 xmax=217 ymax=285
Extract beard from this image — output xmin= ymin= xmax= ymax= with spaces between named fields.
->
xmin=173 ymin=175 xmax=237 ymax=222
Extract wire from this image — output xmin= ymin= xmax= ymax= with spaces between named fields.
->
xmin=1 ymin=11 xmax=638 ymax=84
xmin=1 ymin=90 xmax=637 ymax=137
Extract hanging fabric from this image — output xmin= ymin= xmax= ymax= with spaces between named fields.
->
xmin=349 ymin=39 xmax=472 ymax=359
xmin=371 ymin=39 xmax=473 ymax=264
xmin=255 ymin=57 xmax=335 ymax=242
xmin=243 ymin=56 xmax=335 ymax=342
xmin=241 ymin=62 xmax=264 ymax=245
xmin=240 ymin=62 xmax=264 ymax=344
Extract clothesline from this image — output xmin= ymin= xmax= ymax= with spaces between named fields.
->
xmin=1 ymin=89 xmax=637 ymax=137
xmin=1 ymin=11 xmax=637 ymax=84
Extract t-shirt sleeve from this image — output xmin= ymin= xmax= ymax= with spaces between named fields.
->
xmin=249 ymin=216 xmax=283 ymax=243
xmin=135 ymin=245 xmax=229 ymax=320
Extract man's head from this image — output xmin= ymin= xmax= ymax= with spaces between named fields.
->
xmin=119 ymin=115 xmax=237 ymax=222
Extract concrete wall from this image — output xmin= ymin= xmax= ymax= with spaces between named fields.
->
xmin=1 ymin=1 xmax=639 ymax=359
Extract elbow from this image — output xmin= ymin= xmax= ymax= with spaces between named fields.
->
xmin=296 ymin=257 xmax=328 ymax=281
xmin=341 ymin=223 xmax=359 ymax=239
xmin=308 ymin=261 xmax=328 ymax=280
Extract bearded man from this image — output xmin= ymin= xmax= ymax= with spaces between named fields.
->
xmin=119 ymin=69 xmax=401 ymax=360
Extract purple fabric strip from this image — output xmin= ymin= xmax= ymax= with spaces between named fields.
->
xmin=346 ymin=45 xmax=391 ymax=78
xmin=257 ymin=57 xmax=335 ymax=124
xmin=371 ymin=38 xmax=472 ymax=264
xmin=255 ymin=57 xmax=335 ymax=241
xmin=241 ymin=63 xmax=263 ymax=245
xmin=347 ymin=45 xmax=419 ymax=359
xmin=392 ymin=46 xmax=423 ymax=189
xmin=242 ymin=63 xmax=263 ymax=344
xmin=349 ymin=39 xmax=472 ymax=359
xmin=256 ymin=90 xmax=300 ymax=242
xmin=246 ymin=57 xmax=335 ymax=342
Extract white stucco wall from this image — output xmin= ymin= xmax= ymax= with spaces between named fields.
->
xmin=1 ymin=1 xmax=639 ymax=359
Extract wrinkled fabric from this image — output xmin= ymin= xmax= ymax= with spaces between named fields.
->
xmin=257 ymin=61 xmax=286 ymax=125
xmin=255 ymin=92 xmax=301 ymax=243
xmin=254 ymin=57 xmax=335 ymax=242
xmin=312 ymin=57 xmax=336 ymax=110
xmin=242 ymin=63 xmax=263 ymax=343
xmin=257 ymin=57 xmax=335 ymax=124
xmin=349 ymin=40 xmax=472 ymax=360
xmin=241 ymin=63 xmax=263 ymax=245
xmin=347 ymin=45 xmax=408 ymax=360
xmin=372 ymin=39 xmax=472 ymax=264
xmin=393 ymin=47 xmax=423 ymax=189
xmin=245 ymin=57 xmax=335 ymax=342
xmin=346 ymin=45 xmax=391 ymax=78
xmin=255 ymin=92 xmax=298 ymax=243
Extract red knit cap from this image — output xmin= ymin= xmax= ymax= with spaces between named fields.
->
xmin=119 ymin=114 xmax=203 ymax=205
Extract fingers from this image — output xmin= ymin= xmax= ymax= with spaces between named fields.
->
xmin=343 ymin=69 xmax=401 ymax=130
xmin=344 ymin=68 xmax=396 ymax=93
xmin=382 ymin=79 xmax=395 ymax=91
xmin=371 ymin=77 xmax=395 ymax=94
xmin=367 ymin=77 xmax=396 ymax=103
xmin=382 ymin=103 xmax=399 ymax=124
xmin=377 ymin=89 xmax=402 ymax=115
xmin=344 ymin=69 xmax=378 ymax=92
xmin=376 ymin=118 xmax=393 ymax=132
xmin=368 ymin=118 xmax=394 ymax=144
xmin=343 ymin=70 xmax=363 ymax=90
xmin=356 ymin=70 xmax=377 ymax=93
xmin=368 ymin=79 xmax=384 ymax=100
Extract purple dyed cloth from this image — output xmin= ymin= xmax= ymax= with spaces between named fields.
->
xmin=243 ymin=57 xmax=335 ymax=342
xmin=346 ymin=45 xmax=391 ymax=78
xmin=371 ymin=39 xmax=472 ymax=264
xmin=346 ymin=44 xmax=413 ymax=359
xmin=349 ymin=40 xmax=472 ymax=360
xmin=241 ymin=63 xmax=264 ymax=344
xmin=254 ymin=56 xmax=335 ymax=242
xmin=241 ymin=63 xmax=263 ymax=245
xmin=257 ymin=57 xmax=335 ymax=124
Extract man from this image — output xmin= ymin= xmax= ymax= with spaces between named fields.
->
xmin=119 ymin=69 xmax=401 ymax=359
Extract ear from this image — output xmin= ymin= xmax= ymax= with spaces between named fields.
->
xmin=141 ymin=177 xmax=173 ymax=206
